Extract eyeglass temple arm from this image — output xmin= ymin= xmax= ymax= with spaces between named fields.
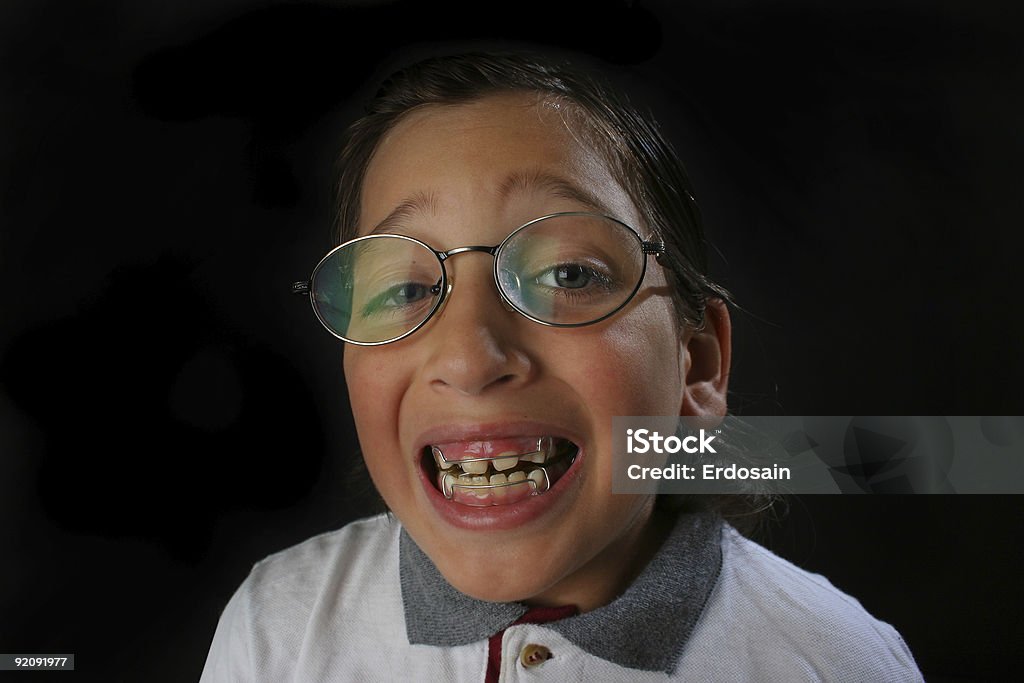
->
xmin=291 ymin=281 xmax=311 ymax=295
xmin=642 ymin=241 xmax=666 ymax=257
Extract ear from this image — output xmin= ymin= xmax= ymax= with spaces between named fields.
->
xmin=680 ymin=298 xmax=731 ymax=417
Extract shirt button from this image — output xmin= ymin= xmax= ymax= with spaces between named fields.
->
xmin=520 ymin=644 xmax=552 ymax=668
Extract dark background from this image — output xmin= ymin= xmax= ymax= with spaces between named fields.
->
xmin=2 ymin=1 xmax=1022 ymax=680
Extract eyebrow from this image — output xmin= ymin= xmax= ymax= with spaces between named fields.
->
xmin=369 ymin=190 xmax=440 ymax=235
xmin=368 ymin=169 xmax=614 ymax=236
xmin=498 ymin=169 xmax=614 ymax=217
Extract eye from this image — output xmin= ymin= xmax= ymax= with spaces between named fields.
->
xmin=533 ymin=262 xmax=614 ymax=292
xmin=391 ymin=282 xmax=431 ymax=303
xmin=361 ymin=280 xmax=436 ymax=317
xmin=537 ymin=263 xmax=592 ymax=289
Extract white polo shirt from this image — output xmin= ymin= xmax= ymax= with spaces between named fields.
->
xmin=200 ymin=512 xmax=922 ymax=682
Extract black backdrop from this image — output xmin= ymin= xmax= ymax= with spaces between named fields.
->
xmin=1 ymin=1 xmax=1021 ymax=681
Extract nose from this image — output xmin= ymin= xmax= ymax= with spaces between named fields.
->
xmin=419 ymin=257 xmax=533 ymax=396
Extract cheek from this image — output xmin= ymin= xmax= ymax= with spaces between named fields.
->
xmin=345 ymin=349 xmax=406 ymax=413
xmin=552 ymin=314 xmax=685 ymax=492
xmin=343 ymin=350 xmax=410 ymax=487
xmin=595 ymin=267 xmax=686 ymax=408
xmin=578 ymin=315 xmax=685 ymax=416
xmin=344 ymin=352 xmax=377 ymax=424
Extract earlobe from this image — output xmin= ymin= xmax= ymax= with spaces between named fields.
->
xmin=679 ymin=299 xmax=732 ymax=417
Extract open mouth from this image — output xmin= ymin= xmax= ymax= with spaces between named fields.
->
xmin=423 ymin=435 xmax=580 ymax=507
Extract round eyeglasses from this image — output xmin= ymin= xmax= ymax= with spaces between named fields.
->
xmin=291 ymin=212 xmax=665 ymax=345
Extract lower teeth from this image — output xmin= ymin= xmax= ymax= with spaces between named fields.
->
xmin=440 ymin=467 xmax=550 ymax=500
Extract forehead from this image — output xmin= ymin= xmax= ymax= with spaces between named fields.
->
xmin=358 ymin=92 xmax=640 ymax=234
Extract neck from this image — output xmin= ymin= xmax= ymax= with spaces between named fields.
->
xmin=525 ymin=501 xmax=675 ymax=612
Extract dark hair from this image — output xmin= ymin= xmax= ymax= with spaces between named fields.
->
xmin=333 ymin=51 xmax=729 ymax=330
xmin=333 ymin=51 xmax=772 ymax=535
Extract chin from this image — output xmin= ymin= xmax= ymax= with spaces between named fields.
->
xmin=436 ymin=551 xmax=558 ymax=604
xmin=447 ymin=573 xmax=547 ymax=604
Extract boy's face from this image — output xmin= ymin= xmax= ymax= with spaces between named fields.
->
xmin=344 ymin=93 xmax=693 ymax=608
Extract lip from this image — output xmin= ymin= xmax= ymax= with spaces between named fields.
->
xmin=413 ymin=420 xmax=587 ymax=531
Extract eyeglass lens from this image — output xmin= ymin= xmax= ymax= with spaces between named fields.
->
xmin=310 ymin=214 xmax=644 ymax=344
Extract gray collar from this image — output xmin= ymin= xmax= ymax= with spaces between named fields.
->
xmin=399 ymin=511 xmax=723 ymax=674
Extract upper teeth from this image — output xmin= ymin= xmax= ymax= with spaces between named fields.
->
xmin=458 ymin=459 xmax=489 ymax=475
xmin=431 ymin=438 xmax=555 ymax=476
xmin=492 ymin=455 xmax=519 ymax=471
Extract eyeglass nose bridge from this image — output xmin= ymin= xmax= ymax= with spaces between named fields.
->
xmin=437 ymin=245 xmax=499 ymax=260
xmin=431 ymin=243 xmax=504 ymax=303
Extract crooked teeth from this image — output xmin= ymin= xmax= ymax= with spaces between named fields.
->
xmin=438 ymin=472 xmax=455 ymax=498
xmin=432 ymin=437 xmax=572 ymax=502
xmin=432 ymin=446 xmax=455 ymax=470
xmin=528 ymin=468 xmax=550 ymax=492
xmin=460 ymin=460 xmax=489 ymax=475
xmin=430 ymin=437 xmax=557 ymax=475
xmin=492 ymin=453 xmax=519 ymax=471
xmin=443 ymin=466 xmax=551 ymax=500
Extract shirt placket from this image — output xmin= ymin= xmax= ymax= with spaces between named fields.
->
xmin=483 ymin=605 xmax=577 ymax=683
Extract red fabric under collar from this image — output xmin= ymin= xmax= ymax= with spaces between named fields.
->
xmin=484 ymin=605 xmax=578 ymax=683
